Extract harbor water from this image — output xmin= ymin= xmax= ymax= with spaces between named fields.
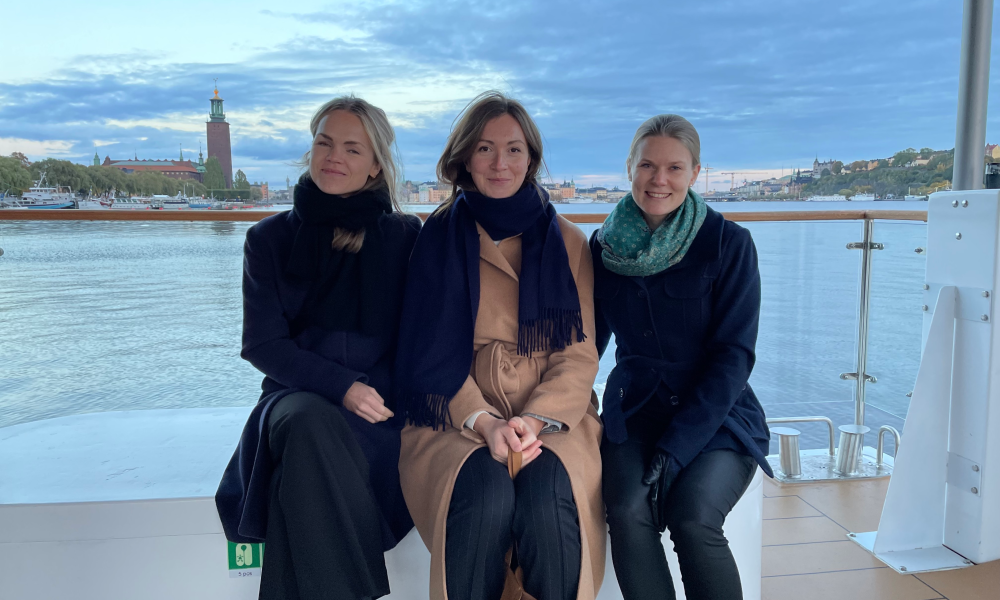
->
xmin=0 ymin=201 xmax=926 ymax=452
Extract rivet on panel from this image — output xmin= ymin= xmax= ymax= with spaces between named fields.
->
xmin=922 ymin=305 xmax=929 ymax=311
xmin=962 ymin=200 xmax=969 ymax=207
xmin=972 ymin=465 xmax=980 ymax=472
xmin=956 ymin=233 xmax=963 ymax=240
xmin=982 ymin=315 xmax=989 ymax=322
xmin=952 ymin=200 xmax=959 ymax=207
xmin=972 ymin=487 xmax=979 ymax=494
xmin=923 ymin=284 xmax=930 ymax=290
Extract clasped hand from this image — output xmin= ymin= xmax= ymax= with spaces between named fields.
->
xmin=343 ymin=381 xmax=394 ymax=423
xmin=473 ymin=414 xmax=544 ymax=467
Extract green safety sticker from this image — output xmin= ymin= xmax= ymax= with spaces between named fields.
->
xmin=228 ymin=541 xmax=264 ymax=577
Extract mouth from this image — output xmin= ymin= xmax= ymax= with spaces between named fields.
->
xmin=322 ymin=168 xmax=347 ymax=177
xmin=645 ymin=191 xmax=671 ymax=199
xmin=488 ymin=178 xmax=512 ymax=185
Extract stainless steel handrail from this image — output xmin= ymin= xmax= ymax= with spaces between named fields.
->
xmin=876 ymin=425 xmax=902 ymax=467
xmin=766 ymin=417 xmax=836 ymax=456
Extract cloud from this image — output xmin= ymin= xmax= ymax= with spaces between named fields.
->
xmin=0 ymin=137 xmax=76 ymax=158
xmin=2 ymin=0 xmax=996 ymax=186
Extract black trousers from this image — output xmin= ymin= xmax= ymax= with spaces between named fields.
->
xmin=446 ymin=447 xmax=581 ymax=600
xmin=259 ymin=392 xmax=388 ymax=600
xmin=602 ymin=432 xmax=756 ymax=600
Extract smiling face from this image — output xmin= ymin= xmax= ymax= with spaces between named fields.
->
xmin=629 ymin=135 xmax=701 ymax=230
xmin=308 ymin=110 xmax=381 ymax=196
xmin=466 ymin=114 xmax=531 ymax=199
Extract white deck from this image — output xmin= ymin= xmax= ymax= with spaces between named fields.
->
xmin=0 ymin=408 xmax=762 ymax=599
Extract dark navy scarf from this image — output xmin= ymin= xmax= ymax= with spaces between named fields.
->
xmin=285 ymin=173 xmax=392 ymax=338
xmin=395 ymin=184 xmax=584 ymax=428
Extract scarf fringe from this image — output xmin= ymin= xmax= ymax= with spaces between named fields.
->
xmin=402 ymin=393 xmax=455 ymax=430
xmin=517 ymin=308 xmax=585 ymax=357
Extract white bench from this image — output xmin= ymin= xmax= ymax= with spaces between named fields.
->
xmin=0 ymin=407 xmax=762 ymax=600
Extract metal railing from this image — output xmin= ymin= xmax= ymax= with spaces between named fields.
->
xmin=0 ymin=206 xmax=928 ymax=480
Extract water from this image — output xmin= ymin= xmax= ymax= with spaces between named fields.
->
xmin=0 ymin=201 xmax=927 ymax=451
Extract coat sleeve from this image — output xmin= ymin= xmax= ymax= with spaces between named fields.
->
xmin=521 ymin=231 xmax=600 ymax=431
xmin=658 ymin=227 xmax=761 ymax=467
xmin=240 ymin=227 xmax=366 ymax=404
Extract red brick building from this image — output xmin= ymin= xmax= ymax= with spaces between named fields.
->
xmin=207 ymin=86 xmax=233 ymax=188
xmin=102 ymin=154 xmax=204 ymax=182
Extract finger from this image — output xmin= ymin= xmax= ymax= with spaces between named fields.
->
xmin=367 ymin=389 xmax=387 ymax=406
xmin=520 ymin=444 xmax=543 ymax=467
xmin=507 ymin=417 xmax=525 ymax=434
xmin=500 ymin=426 xmax=522 ymax=452
xmin=354 ymin=405 xmax=379 ymax=424
xmin=367 ymin=399 xmax=394 ymax=419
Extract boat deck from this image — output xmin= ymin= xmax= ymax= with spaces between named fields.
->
xmin=762 ymin=477 xmax=997 ymax=600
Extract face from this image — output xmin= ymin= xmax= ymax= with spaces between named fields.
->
xmin=308 ymin=110 xmax=381 ymax=195
xmin=466 ymin=113 xmax=531 ymax=198
xmin=629 ymin=135 xmax=701 ymax=229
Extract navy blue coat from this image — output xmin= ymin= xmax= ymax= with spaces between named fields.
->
xmin=216 ymin=209 xmax=421 ymax=546
xmin=591 ymin=207 xmax=772 ymax=477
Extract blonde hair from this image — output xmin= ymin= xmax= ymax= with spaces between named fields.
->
xmin=626 ymin=114 xmax=701 ymax=176
xmin=434 ymin=91 xmax=548 ymax=215
xmin=302 ymin=95 xmax=402 ymax=253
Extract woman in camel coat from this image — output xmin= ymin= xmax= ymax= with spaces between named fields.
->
xmin=395 ymin=91 xmax=604 ymax=600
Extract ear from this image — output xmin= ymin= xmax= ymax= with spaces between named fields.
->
xmin=369 ymin=162 xmax=382 ymax=180
xmin=689 ymin=164 xmax=701 ymax=187
xmin=626 ymin=161 xmax=633 ymax=182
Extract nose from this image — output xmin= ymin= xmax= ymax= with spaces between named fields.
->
xmin=324 ymin=145 xmax=343 ymax=163
xmin=652 ymin=167 xmax=670 ymax=186
xmin=491 ymin=151 xmax=507 ymax=171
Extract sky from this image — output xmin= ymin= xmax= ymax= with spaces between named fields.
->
xmin=3 ymin=0 xmax=1000 ymax=191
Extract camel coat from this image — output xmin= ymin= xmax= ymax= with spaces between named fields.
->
xmin=400 ymin=216 xmax=604 ymax=600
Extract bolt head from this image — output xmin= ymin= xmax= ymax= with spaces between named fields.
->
xmin=973 ymin=465 xmax=980 ymax=472
xmin=984 ymin=291 xmax=991 ymax=298
xmin=956 ymin=232 xmax=963 ymax=240
xmin=963 ymin=200 xmax=969 ymax=207
xmin=923 ymin=284 xmax=930 ymax=290
xmin=922 ymin=305 xmax=929 ymax=311
xmin=900 ymin=566 xmax=908 ymax=572
xmin=952 ymin=200 xmax=959 ymax=207
xmin=972 ymin=487 xmax=979 ymax=494
xmin=982 ymin=314 xmax=990 ymax=322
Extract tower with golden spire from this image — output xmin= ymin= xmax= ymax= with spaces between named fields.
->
xmin=206 ymin=80 xmax=233 ymax=188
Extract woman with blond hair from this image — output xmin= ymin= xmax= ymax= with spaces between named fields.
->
xmin=216 ymin=95 xmax=420 ymax=600
xmin=592 ymin=114 xmax=771 ymax=600
xmin=395 ymin=91 xmax=604 ymax=600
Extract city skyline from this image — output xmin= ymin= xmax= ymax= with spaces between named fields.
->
xmin=3 ymin=1 xmax=1000 ymax=191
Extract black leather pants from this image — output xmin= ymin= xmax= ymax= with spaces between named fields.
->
xmin=446 ymin=447 xmax=581 ymax=600
xmin=603 ymin=434 xmax=756 ymax=600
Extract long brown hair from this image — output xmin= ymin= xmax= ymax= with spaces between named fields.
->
xmin=433 ymin=91 xmax=548 ymax=216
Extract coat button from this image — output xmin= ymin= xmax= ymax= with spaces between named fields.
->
xmin=638 ymin=290 xmax=647 ymax=299
xmin=644 ymin=330 xmax=653 ymax=337
xmin=670 ymin=395 xmax=680 ymax=406
xmin=619 ymin=388 xmax=624 ymax=398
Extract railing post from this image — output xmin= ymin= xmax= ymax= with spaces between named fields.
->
xmin=953 ymin=0 xmax=993 ymax=191
xmin=843 ymin=218 xmax=881 ymax=431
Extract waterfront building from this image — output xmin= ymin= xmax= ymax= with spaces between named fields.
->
xmin=101 ymin=152 xmax=203 ymax=183
xmin=811 ymin=157 xmax=837 ymax=178
xmin=206 ymin=86 xmax=234 ymax=189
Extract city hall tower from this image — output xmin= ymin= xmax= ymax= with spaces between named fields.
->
xmin=206 ymin=85 xmax=233 ymax=188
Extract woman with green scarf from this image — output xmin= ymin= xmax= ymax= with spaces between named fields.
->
xmin=590 ymin=114 xmax=772 ymax=600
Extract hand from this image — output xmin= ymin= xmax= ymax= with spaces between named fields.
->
xmin=642 ymin=451 xmax=680 ymax=533
xmin=343 ymin=381 xmax=394 ymax=424
xmin=508 ymin=416 xmax=544 ymax=467
xmin=473 ymin=414 xmax=523 ymax=463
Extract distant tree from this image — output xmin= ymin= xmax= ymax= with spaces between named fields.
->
xmin=876 ymin=159 xmax=889 ymax=169
xmin=203 ymin=157 xmax=225 ymax=190
xmin=832 ymin=161 xmax=844 ymax=175
xmin=10 ymin=152 xmax=31 ymax=169
xmin=821 ymin=168 xmax=831 ymax=178
xmin=233 ymin=169 xmax=250 ymax=190
xmin=0 ymin=156 xmax=32 ymax=196
xmin=849 ymin=160 xmax=867 ymax=173
xmin=250 ymin=186 xmax=263 ymax=202
xmin=919 ymin=147 xmax=935 ymax=158
xmin=839 ymin=188 xmax=854 ymax=197
xmin=29 ymin=158 xmax=91 ymax=192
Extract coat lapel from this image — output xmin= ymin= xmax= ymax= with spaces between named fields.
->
xmin=477 ymin=223 xmax=520 ymax=282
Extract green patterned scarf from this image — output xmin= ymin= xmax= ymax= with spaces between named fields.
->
xmin=597 ymin=189 xmax=707 ymax=276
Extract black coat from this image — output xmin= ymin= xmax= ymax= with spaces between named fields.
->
xmin=590 ymin=207 xmax=772 ymax=477
xmin=215 ymin=209 xmax=421 ymax=545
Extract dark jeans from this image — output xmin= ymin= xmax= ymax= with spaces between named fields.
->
xmin=446 ymin=447 xmax=581 ymax=600
xmin=603 ymin=434 xmax=756 ymax=600
xmin=258 ymin=392 xmax=388 ymax=600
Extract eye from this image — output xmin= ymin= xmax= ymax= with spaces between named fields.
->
xmin=478 ymin=145 xmax=491 ymax=152
xmin=510 ymin=147 xmax=522 ymax=153
xmin=670 ymin=165 xmax=681 ymax=171
xmin=348 ymin=149 xmax=360 ymax=155
xmin=317 ymin=140 xmax=330 ymax=147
